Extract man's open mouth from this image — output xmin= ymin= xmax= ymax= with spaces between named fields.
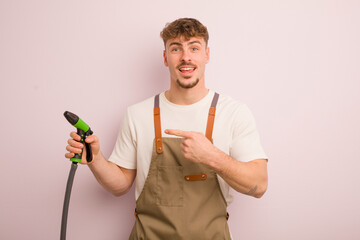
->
xmin=179 ymin=67 xmax=196 ymax=74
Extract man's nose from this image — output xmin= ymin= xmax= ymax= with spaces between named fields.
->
xmin=181 ymin=49 xmax=191 ymax=62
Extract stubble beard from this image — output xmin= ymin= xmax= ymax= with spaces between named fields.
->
xmin=176 ymin=77 xmax=200 ymax=89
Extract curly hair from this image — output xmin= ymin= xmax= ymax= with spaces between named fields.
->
xmin=160 ymin=18 xmax=209 ymax=46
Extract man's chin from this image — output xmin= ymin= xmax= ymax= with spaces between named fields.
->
xmin=176 ymin=78 xmax=199 ymax=89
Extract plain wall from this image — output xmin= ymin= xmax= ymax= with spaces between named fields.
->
xmin=1 ymin=0 xmax=359 ymax=239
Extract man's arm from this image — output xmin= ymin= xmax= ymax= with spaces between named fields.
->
xmin=207 ymin=150 xmax=267 ymax=198
xmin=164 ymin=129 xmax=268 ymax=198
xmin=88 ymin=151 xmax=136 ymax=196
xmin=66 ymin=132 xmax=136 ymax=196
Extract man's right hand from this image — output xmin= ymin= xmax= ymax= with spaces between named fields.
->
xmin=65 ymin=131 xmax=136 ymax=196
xmin=65 ymin=131 xmax=101 ymax=164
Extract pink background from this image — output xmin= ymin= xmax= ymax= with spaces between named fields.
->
xmin=1 ymin=0 xmax=360 ymax=239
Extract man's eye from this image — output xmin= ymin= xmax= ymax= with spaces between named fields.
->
xmin=192 ymin=47 xmax=198 ymax=51
xmin=171 ymin=48 xmax=180 ymax=52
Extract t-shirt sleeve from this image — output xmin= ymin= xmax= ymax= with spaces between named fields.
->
xmin=108 ymin=108 xmax=137 ymax=169
xmin=229 ymin=104 xmax=268 ymax=162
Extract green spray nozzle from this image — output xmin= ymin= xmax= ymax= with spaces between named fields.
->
xmin=64 ymin=111 xmax=91 ymax=133
xmin=64 ymin=111 xmax=93 ymax=163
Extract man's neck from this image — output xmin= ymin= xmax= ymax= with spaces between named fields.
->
xmin=165 ymin=84 xmax=209 ymax=105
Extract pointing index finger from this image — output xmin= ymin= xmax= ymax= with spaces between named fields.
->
xmin=165 ymin=129 xmax=191 ymax=138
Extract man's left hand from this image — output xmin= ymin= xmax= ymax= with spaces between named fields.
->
xmin=164 ymin=129 xmax=217 ymax=164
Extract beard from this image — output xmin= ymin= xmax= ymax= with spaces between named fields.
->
xmin=176 ymin=77 xmax=200 ymax=89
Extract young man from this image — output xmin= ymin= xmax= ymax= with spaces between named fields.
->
xmin=65 ymin=18 xmax=268 ymax=239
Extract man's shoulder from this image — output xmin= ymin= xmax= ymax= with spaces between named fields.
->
xmin=126 ymin=93 xmax=159 ymax=119
xmin=129 ymin=94 xmax=155 ymax=109
xmin=215 ymin=91 xmax=257 ymax=125
xmin=217 ymin=92 xmax=247 ymax=111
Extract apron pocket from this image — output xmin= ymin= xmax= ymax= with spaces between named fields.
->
xmin=156 ymin=166 xmax=184 ymax=206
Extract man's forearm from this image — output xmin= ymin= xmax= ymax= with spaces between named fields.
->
xmin=207 ymin=148 xmax=268 ymax=198
xmin=88 ymin=152 xmax=136 ymax=196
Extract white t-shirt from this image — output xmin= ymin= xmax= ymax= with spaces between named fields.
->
xmin=109 ymin=90 xmax=268 ymax=205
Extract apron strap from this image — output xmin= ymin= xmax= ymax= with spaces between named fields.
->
xmin=205 ymin=92 xmax=219 ymax=141
xmin=154 ymin=92 xmax=219 ymax=153
xmin=154 ymin=94 xmax=163 ymax=154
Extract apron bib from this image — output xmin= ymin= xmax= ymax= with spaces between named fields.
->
xmin=129 ymin=93 xmax=231 ymax=240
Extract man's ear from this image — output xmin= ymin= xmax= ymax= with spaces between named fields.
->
xmin=163 ymin=50 xmax=168 ymax=67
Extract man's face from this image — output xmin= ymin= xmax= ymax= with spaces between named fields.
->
xmin=163 ymin=37 xmax=209 ymax=89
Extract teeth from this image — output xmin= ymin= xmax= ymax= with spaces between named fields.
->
xmin=180 ymin=67 xmax=195 ymax=71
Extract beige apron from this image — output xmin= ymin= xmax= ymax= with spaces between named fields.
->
xmin=129 ymin=93 xmax=231 ymax=240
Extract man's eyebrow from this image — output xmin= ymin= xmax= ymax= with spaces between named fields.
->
xmin=169 ymin=42 xmax=182 ymax=47
xmin=189 ymin=40 xmax=202 ymax=45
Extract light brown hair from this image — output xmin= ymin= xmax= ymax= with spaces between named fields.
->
xmin=160 ymin=18 xmax=209 ymax=47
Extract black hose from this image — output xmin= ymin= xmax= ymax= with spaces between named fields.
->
xmin=61 ymin=162 xmax=78 ymax=240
